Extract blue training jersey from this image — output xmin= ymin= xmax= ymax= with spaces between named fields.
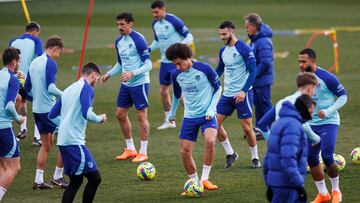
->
xmin=171 ymin=61 xmax=221 ymax=118
xmin=49 ymin=78 xmax=102 ymax=146
xmin=216 ymin=40 xmax=257 ymax=97
xmin=151 ymin=13 xmax=191 ymax=63
xmin=9 ymin=34 xmax=43 ymax=74
xmin=311 ymin=67 xmax=347 ymax=126
xmin=0 ymin=67 xmax=20 ymax=129
xmin=107 ymin=30 xmax=152 ymax=87
xmin=24 ymin=53 xmax=61 ymax=113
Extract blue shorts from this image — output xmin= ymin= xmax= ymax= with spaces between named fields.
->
xmin=159 ymin=62 xmax=176 ymax=85
xmin=59 ymin=145 xmax=97 ymax=176
xmin=307 ymin=124 xmax=339 ymax=167
xmin=117 ymin=83 xmax=149 ymax=110
xmin=33 ymin=112 xmax=57 ymax=134
xmin=179 ymin=117 xmax=218 ymax=142
xmin=216 ymin=89 xmax=253 ymax=119
xmin=0 ymin=128 xmax=20 ymax=158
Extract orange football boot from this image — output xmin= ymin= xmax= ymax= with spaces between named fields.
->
xmin=311 ymin=193 xmax=331 ymax=203
xmin=332 ymin=191 xmax=342 ymax=203
xmin=132 ymin=153 xmax=148 ymax=162
xmin=202 ymin=180 xmax=218 ymax=190
xmin=115 ymin=148 xmax=137 ymax=160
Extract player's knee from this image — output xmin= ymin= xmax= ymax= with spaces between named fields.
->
xmin=116 ymin=111 xmax=127 ymax=121
xmin=308 ymin=155 xmax=320 ymax=167
xmin=180 ymin=147 xmax=191 ymax=158
xmin=242 ymin=125 xmax=253 ymax=136
xmin=160 ymin=87 xmax=169 ymax=96
xmin=322 ymin=154 xmax=334 ymax=166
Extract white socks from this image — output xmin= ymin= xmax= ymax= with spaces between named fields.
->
xmin=200 ymin=165 xmax=212 ymax=181
xmin=139 ymin=140 xmax=148 ymax=155
xmin=249 ymin=145 xmax=259 ymax=160
xmin=315 ymin=180 xmax=329 ymax=195
xmin=53 ymin=166 xmax=64 ymax=180
xmin=329 ymin=176 xmax=340 ymax=192
xmin=125 ymin=138 xmax=136 ymax=151
xmin=221 ymin=138 xmax=234 ymax=155
xmin=20 ymin=116 xmax=27 ymax=131
xmin=188 ymin=172 xmax=199 ymax=180
xmin=0 ymin=186 xmax=7 ymax=201
xmin=34 ymin=125 xmax=40 ymax=140
xmin=35 ymin=169 xmax=44 ymax=184
xmin=165 ymin=111 xmax=171 ymax=121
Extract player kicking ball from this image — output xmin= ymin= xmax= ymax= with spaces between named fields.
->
xmin=49 ymin=63 xmax=106 ymax=203
xmin=166 ymin=43 xmax=222 ymax=192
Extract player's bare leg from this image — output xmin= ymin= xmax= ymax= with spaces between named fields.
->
xmin=201 ymin=128 xmax=218 ymax=190
xmin=157 ymin=85 xmax=176 ymax=130
xmin=217 ymin=114 xmax=238 ymax=168
xmin=241 ymin=118 xmax=260 ymax=168
xmin=115 ymin=107 xmax=137 ymax=160
xmin=132 ymin=108 xmax=150 ymax=162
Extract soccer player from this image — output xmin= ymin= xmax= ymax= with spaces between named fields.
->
xmin=0 ymin=47 xmax=24 ymax=201
xmin=49 ymin=62 xmax=106 ymax=203
xmin=166 ymin=43 xmax=221 ymax=191
xmin=101 ymin=12 xmax=152 ymax=163
xmin=264 ymin=95 xmax=315 ymax=203
xmin=9 ymin=22 xmax=43 ymax=145
xmin=298 ymin=48 xmax=347 ymax=203
xmin=257 ymin=72 xmax=321 ymax=144
xmin=215 ymin=21 xmax=260 ymax=168
xmin=149 ymin=0 xmax=194 ymax=130
xmin=24 ymin=36 xmax=68 ymax=189
xmin=244 ymin=13 xmax=274 ymax=132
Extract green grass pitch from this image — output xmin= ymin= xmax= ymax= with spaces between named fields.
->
xmin=0 ymin=0 xmax=360 ymax=202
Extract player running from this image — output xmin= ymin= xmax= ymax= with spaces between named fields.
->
xmin=0 ymin=48 xmax=25 ymax=201
xmin=149 ymin=0 xmax=194 ymax=130
xmin=215 ymin=21 xmax=260 ymax=169
xmin=9 ymin=22 xmax=43 ymax=145
xmin=24 ymin=36 xmax=68 ymax=189
xmin=101 ymin=12 xmax=152 ymax=163
xmin=49 ymin=63 xmax=106 ymax=203
xmin=167 ymin=43 xmax=221 ymax=191
xmin=298 ymin=48 xmax=347 ymax=203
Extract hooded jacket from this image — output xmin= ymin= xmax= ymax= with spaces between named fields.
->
xmin=263 ymin=101 xmax=308 ymax=188
xmin=248 ymin=23 xmax=274 ymax=87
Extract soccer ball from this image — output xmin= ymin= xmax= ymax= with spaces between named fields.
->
xmin=183 ymin=178 xmax=204 ymax=197
xmin=136 ymin=162 xmax=156 ymax=180
xmin=350 ymin=147 xmax=360 ymax=165
xmin=333 ymin=154 xmax=346 ymax=171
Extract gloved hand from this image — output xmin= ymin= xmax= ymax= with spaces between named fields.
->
xmin=266 ymin=187 xmax=273 ymax=202
xmin=297 ymin=186 xmax=307 ymax=202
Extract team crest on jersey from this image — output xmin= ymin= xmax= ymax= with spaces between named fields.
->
xmin=233 ymin=53 xmax=237 ymax=58
xmin=165 ymin=25 xmax=169 ymax=30
xmin=87 ymin=161 xmax=94 ymax=168
xmin=129 ymin=44 xmax=133 ymax=49
xmin=195 ymin=75 xmax=201 ymax=81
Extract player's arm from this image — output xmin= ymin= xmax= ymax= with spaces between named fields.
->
xmin=5 ymin=76 xmax=22 ymax=123
xmin=148 ymin=40 xmax=159 ymax=53
xmin=46 ymin=61 xmax=62 ymax=98
xmin=35 ymin=38 xmax=44 ymax=56
xmin=257 ymin=107 xmax=276 ymax=140
xmin=238 ymin=44 xmax=257 ymax=93
xmin=80 ymin=84 xmax=106 ymax=123
xmin=171 ymin=16 xmax=193 ymax=45
xmin=215 ymin=48 xmax=225 ymax=77
xmin=169 ymin=72 xmax=181 ymax=121
xmin=103 ymin=39 xmax=123 ymax=83
xmin=24 ymin=71 xmax=32 ymax=93
xmin=302 ymin=122 xmax=320 ymax=145
xmin=279 ymin=127 xmax=304 ymax=187
xmin=204 ymin=66 xmax=222 ymax=119
xmin=319 ymin=74 xmax=348 ymax=118
xmin=48 ymin=98 xmax=62 ymax=126
xmin=255 ymin=39 xmax=272 ymax=77
xmin=132 ymin=38 xmax=152 ymax=76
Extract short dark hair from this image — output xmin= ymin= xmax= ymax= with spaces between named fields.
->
xmin=296 ymin=72 xmax=318 ymax=88
xmin=244 ymin=13 xmax=262 ymax=31
xmin=166 ymin=43 xmax=192 ymax=60
xmin=25 ymin=21 xmax=41 ymax=32
xmin=299 ymin=48 xmax=317 ymax=60
xmin=295 ymin=94 xmax=316 ymax=121
xmin=219 ymin=21 xmax=235 ymax=29
xmin=2 ymin=47 xmax=20 ymax=66
xmin=82 ymin=62 xmax=101 ymax=75
xmin=116 ymin=12 xmax=134 ymax=23
xmin=45 ymin=35 xmax=64 ymax=49
xmin=151 ymin=0 xmax=165 ymax=9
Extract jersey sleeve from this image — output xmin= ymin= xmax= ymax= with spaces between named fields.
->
xmin=167 ymin=14 xmax=190 ymax=37
xmin=132 ymin=33 xmax=151 ymax=63
xmin=172 ymin=70 xmax=182 ymax=99
xmin=215 ymin=47 xmax=225 ymax=77
xmin=35 ymin=38 xmax=44 ymax=56
xmin=115 ymin=36 xmax=123 ymax=65
xmin=151 ymin=20 xmax=159 ymax=41
xmin=6 ymin=75 xmax=20 ymax=104
xmin=48 ymin=98 xmax=62 ymax=119
xmin=80 ymin=83 xmax=95 ymax=119
xmin=324 ymin=73 xmax=347 ymax=97
xmin=45 ymin=60 xmax=57 ymax=88
xmin=236 ymin=42 xmax=257 ymax=92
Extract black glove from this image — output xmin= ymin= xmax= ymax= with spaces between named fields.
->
xmin=297 ymin=186 xmax=307 ymax=202
xmin=266 ymin=187 xmax=273 ymax=202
